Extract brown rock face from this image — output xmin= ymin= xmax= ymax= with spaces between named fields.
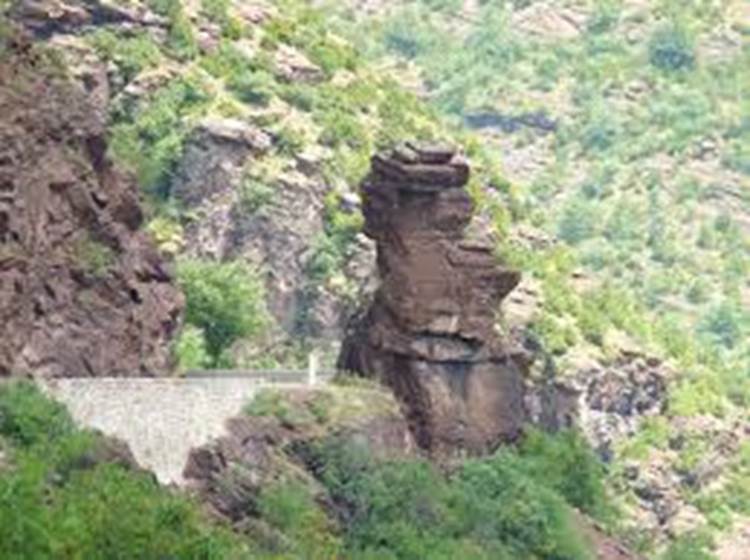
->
xmin=338 ymin=143 xmax=529 ymax=456
xmin=0 ymin=35 xmax=183 ymax=377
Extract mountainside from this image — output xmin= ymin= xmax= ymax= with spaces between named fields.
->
xmin=1 ymin=0 xmax=748 ymax=558
xmin=318 ymin=1 xmax=750 ymax=555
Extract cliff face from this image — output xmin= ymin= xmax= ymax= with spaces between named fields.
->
xmin=339 ymin=143 xmax=529 ymax=456
xmin=0 ymin=34 xmax=183 ymax=377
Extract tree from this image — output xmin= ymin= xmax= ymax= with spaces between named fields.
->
xmin=176 ymin=259 xmax=270 ymax=364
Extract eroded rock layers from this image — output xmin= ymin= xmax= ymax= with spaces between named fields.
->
xmin=339 ymin=143 xmax=529 ymax=456
xmin=0 ymin=35 xmax=183 ymax=377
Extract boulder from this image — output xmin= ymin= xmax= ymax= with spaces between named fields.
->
xmin=338 ymin=143 xmax=530 ymax=457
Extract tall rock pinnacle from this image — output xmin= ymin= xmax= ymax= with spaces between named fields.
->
xmin=339 ymin=142 xmax=529 ymax=456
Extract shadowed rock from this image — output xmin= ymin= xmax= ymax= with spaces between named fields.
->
xmin=338 ymin=142 xmax=529 ymax=457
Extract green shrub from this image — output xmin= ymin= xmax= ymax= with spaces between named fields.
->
xmin=557 ymin=197 xmax=600 ymax=245
xmin=0 ymin=382 xmax=250 ymax=560
xmin=227 ymin=69 xmax=276 ymax=106
xmin=239 ymin=173 xmax=275 ymax=214
xmin=273 ymin=123 xmax=307 ymax=156
xmin=176 ymin=259 xmax=270 ymax=364
xmin=245 ymin=389 xmax=287 ymax=418
xmin=110 ymin=75 xmax=210 ymax=199
xmin=258 ymin=481 xmax=342 ymax=556
xmin=201 ymin=0 xmax=230 ymax=24
xmin=89 ymin=30 xmax=161 ymax=82
xmin=0 ymin=381 xmax=73 ymax=447
xmin=199 ymin=42 xmax=271 ymax=78
xmin=74 ymin=235 xmax=115 ymax=277
xmin=648 ymin=25 xmax=695 ymax=72
xmin=698 ymin=301 xmax=744 ymax=349
xmin=148 ymin=0 xmax=198 ymax=60
xmin=660 ymin=531 xmax=717 ymax=560
xmin=517 ymin=429 xmax=611 ymax=521
xmin=304 ymin=191 xmax=364 ymax=284
xmin=148 ymin=0 xmax=180 ymax=16
xmin=174 ymin=325 xmax=212 ymax=371
xmin=168 ymin=12 xmax=199 ymax=60
xmin=382 ymin=8 xmax=438 ymax=59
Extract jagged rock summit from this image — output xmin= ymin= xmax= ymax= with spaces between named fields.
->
xmin=0 ymin=33 xmax=183 ymax=377
xmin=339 ymin=142 xmax=529 ymax=456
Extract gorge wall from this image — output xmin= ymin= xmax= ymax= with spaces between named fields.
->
xmin=339 ymin=143 xmax=530 ymax=456
xmin=0 ymin=32 xmax=183 ymax=377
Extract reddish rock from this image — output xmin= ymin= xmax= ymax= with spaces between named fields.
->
xmin=338 ymin=143 xmax=529 ymax=457
xmin=0 ymin=33 xmax=183 ymax=377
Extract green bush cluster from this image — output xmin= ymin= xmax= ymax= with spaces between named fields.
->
xmin=648 ymin=25 xmax=696 ymax=72
xmin=305 ymin=428 xmax=609 ymax=559
xmin=262 ymin=2 xmax=358 ymax=76
xmin=305 ymin=190 xmax=363 ymax=284
xmin=73 ymin=235 xmax=116 ymax=277
xmin=89 ymin=30 xmax=162 ymax=82
xmin=239 ymin=173 xmax=275 ymax=214
xmin=110 ymin=75 xmax=211 ymax=200
xmin=148 ymin=0 xmax=198 ymax=60
xmin=0 ymin=382 xmax=250 ymax=560
xmin=176 ymin=259 xmax=271 ymax=366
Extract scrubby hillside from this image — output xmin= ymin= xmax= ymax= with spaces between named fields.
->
xmin=318 ymin=0 xmax=750 ymax=555
xmin=3 ymin=0 xmax=748 ymax=557
xmin=1 ymin=379 xmax=633 ymax=559
xmin=7 ymin=0 xmax=458 ymax=369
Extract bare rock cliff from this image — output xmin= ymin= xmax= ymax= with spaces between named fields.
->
xmin=0 ymin=34 xmax=183 ymax=377
xmin=338 ymin=143 xmax=529 ymax=456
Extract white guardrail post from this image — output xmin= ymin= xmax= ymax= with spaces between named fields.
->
xmin=307 ymin=351 xmax=319 ymax=386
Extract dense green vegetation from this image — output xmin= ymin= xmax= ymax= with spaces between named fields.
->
xmin=1 ymin=382 xmax=617 ymax=559
xmin=0 ymin=382 xmax=251 ymax=559
xmin=307 ymin=440 xmax=595 ymax=559
xmin=175 ymin=259 xmax=271 ymax=368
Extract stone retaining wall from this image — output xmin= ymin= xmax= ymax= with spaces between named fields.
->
xmin=40 ymin=376 xmax=328 ymax=485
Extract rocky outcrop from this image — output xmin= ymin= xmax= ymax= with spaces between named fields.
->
xmin=173 ymin=119 xmax=375 ymax=352
xmin=527 ymin=351 xmax=672 ymax=461
xmin=10 ymin=0 xmax=167 ymax=39
xmin=338 ymin=143 xmax=529 ymax=456
xmin=0 ymin=33 xmax=183 ymax=377
xmin=184 ymin=385 xmax=415 ymax=522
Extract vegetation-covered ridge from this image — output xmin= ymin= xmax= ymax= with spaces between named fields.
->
xmin=326 ymin=0 xmax=750 ymax=408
